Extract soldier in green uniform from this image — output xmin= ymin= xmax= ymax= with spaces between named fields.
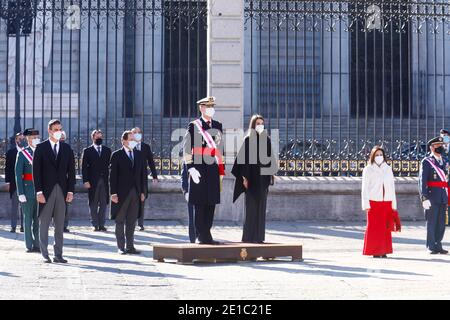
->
xmin=15 ymin=128 xmax=41 ymax=253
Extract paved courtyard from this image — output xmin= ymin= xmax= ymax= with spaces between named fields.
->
xmin=1 ymin=219 xmax=450 ymax=300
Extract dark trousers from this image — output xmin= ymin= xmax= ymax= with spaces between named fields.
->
xmin=89 ymin=179 xmax=107 ymax=228
xmin=243 ymin=188 xmax=268 ymax=243
xmin=426 ymin=204 xmax=447 ymax=251
xmin=115 ymin=188 xmax=139 ymax=250
xmin=188 ymin=203 xmax=196 ymax=243
xmin=64 ymin=203 xmax=71 ymax=229
xmin=194 ymin=204 xmax=216 ymax=243
xmin=138 ymin=199 xmax=145 ymax=227
xmin=10 ymin=191 xmax=23 ymax=230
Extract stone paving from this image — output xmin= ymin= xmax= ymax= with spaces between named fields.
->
xmin=1 ymin=219 xmax=450 ymax=300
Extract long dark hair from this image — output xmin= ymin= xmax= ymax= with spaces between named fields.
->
xmin=247 ymin=114 xmax=264 ymax=136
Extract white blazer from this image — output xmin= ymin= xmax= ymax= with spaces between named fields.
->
xmin=361 ymin=162 xmax=397 ymax=210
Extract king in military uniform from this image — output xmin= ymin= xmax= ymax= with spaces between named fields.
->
xmin=183 ymin=96 xmax=225 ymax=245
xmin=419 ymin=136 xmax=450 ymax=254
xmin=15 ymin=128 xmax=41 ymax=253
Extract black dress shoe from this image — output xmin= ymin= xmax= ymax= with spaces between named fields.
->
xmin=430 ymin=250 xmax=440 ymax=254
xmin=63 ymin=228 xmax=70 ymax=233
xmin=381 ymin=255 xmax=388 ymax=258
xmin=20 ymin=227 xmax=24 ymax=233
xmin=32 ymin=247 xmax=41 ymax=253
xmin=373 ymin=255 xmax=381 ymax=258
xmin=10 ymin=228 xmax=16 ymax=233
xmin=43 ymin=256 xmax=52 ymax=263
xmin=118 ymin=249 xmax=127 ymax=255
xmin=139 ymin=226 xmax=145 ymax=231
xmin=26 ymin=249 xmax=33 ymax=253
xmin=126 ymin=248 xmax=141 ymax=255
xmin=99 ymin=226 xmax=107 ymax=232
xmin=440 ymin=249 xmax=449 ymax=254
xmin=53 ymin=256 xmax=68 ymax=263
xmin=93 ymin=227 xmax=100 ymax=232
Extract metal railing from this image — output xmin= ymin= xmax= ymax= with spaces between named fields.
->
xmin=244 ymin=0 xmax=450 ymax=176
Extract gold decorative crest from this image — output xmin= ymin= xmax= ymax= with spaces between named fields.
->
xmin=240 ymin=248 xmax=248 ymax=261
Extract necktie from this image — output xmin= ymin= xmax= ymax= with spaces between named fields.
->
xmin=206 ymin=121 xmax=211 ymax=128
xmin=53 ymin=143 xmax=58 ymax=159
xmin=128 ymin=150 xmax=134 ymax=166
xmin=97 ymin=146 xmax=101 ymax=156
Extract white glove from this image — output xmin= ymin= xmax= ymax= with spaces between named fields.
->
xmin=188 ymin=168 xmax=201 ymax=184
xmin=422 ymin=200 xmax=432 ymax=210
xmin=18 ymin=195 xmax=27 ymax=203
xmin=185 ymin=192 xmax=189 ymax=202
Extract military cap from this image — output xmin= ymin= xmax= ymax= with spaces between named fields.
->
xmin=440 ymin=129 xmax=450 ymax=135
xmin=428 ymin=136 xmax=444 ymax=147
xmin=23 ymin=128 xmax=39 ymax=136
xmin=196 ymin=96 xmax=216 ymax=106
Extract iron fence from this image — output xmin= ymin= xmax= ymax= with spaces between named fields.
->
xmin=244 ymin=0 xmax=450 ymax=176
xmin=1 ymin=1 xmax=450 ymax=177
xmin=0 ymin=0 xmax=207 ymax=175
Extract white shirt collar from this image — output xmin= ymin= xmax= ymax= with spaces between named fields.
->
xmin=201 ymin=116 xmax=212 ymax=124
xmin=16 ymin=145 xmax=22 ymax=152
xmin=49 ymin=139 xmax=59 ymax=148
xmin=30 ymin=146 xmax=36 ymax=151
xmin=93 ymin=143 xmax=101 ymax=149
xmin=123 ymin=145 xmax=133 ymax=153
xmin=433 ymin=154 xmax=443 ymax=163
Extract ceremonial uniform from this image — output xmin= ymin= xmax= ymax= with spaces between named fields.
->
xmin=15 ymin=130 xmax=39 ymax=251
xmin=5 ymin=144 xmax=23 ymax=232
xmin=419 ymin=137 xmax=450 ymax=253
xmin=183 ymin=97 xmax=225 ymax=244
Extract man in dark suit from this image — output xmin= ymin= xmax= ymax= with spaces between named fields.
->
xmin=82 ymin=129 xmax=111 ymax=232
xmin=131 ymin=127 xmax=159 ymax=231
xmin=5 ymin=132 xmax=24 ymax=233
xmin=33 ymin=119 xmax=76 ymax=263
xmin=60 ymin=130 xmax=73 ymax=233
xmin=110 ymin=131 xmax=147 ymax=255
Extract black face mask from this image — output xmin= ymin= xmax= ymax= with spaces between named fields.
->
xmin=95 ymin=138 xmax=103 ymax=146
xmin=435 ymin=146 xmax=444 ymax=154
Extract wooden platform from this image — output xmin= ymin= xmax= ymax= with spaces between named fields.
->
xmin=152 ymin=242 xmax=303 ymax=264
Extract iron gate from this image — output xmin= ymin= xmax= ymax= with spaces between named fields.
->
xmin=1 ymin=1 xmax=450 ymax=177
xmin=0 ymin=0 xmax=207 ymax=175
xmin=244 ymin=0 xmax=450 ymax=176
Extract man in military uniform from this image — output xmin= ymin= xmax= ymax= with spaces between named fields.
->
xmin=183 ymin=96 xmax=225 ymax=245
xmin=440 ymin=129 xmax=450 ymax=157
xmin=419 ymin=136 xmax=450 ymax=254
xmin=15 ymin=128 xmax=40 ymax=252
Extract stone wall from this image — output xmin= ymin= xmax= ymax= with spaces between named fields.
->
xmin=0 ymin=176 xmax=424 ymax=222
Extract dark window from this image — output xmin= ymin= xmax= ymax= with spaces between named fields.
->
xmin=163 ymin=0 xmax=207 ymax=117
xmin=350 ymin=4 xmax=410 ymax=119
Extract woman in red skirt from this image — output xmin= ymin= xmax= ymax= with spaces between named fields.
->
xmin=361 ymin=146 xmax=398 ymax=258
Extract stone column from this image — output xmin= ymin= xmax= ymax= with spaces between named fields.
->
xmin=207 ymin=0 xmax=245 ymax=222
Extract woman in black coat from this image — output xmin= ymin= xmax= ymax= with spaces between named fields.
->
xmin=231 ymin=114 xmax=276 ymax=243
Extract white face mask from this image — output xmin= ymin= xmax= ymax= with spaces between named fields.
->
xmin=31 ymin=138 xmax=40 ymax=147
xmin=255 ymin=125 xmax=265 ymax=134
xmin=128 ymin=141 xmax=138 ymax=150
xmin=134 ymin=133 xmax=142 ymax=142
xmin=205 ymin=107 xmax=215 ymax=118
xmin=52 ymin=131 xmax=62 ymax=141
xmin=374 ymin=155 xmax=384 ymax=165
